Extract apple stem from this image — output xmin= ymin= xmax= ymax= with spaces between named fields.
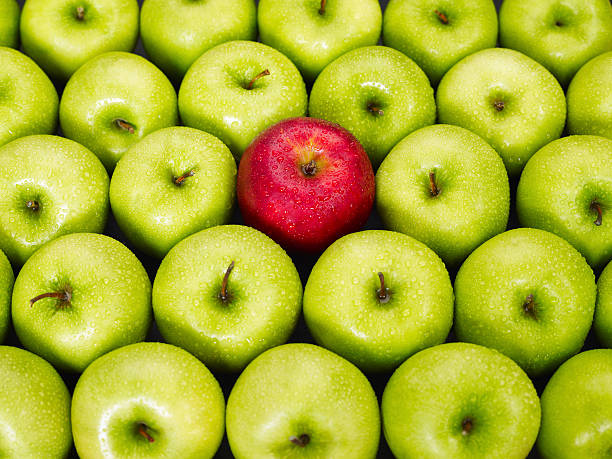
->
xmin=591 ymin=201 xmax=603 ymax=226
xmin=367 ymin=103 xmax=384 ymax=116
xmin=219 ymin=260 xmax=235 ymax=303
xmin=246 ymin=69 xmax=270 ymax=90
xmin=289 ymin=434 xmax=310 ymax=447
xmin=523 ymin=294 xmax=537 ymax=319
xmin=319 ymin=0 xmax=326 ymax=15
xmin=435 ymin=9 xmax=449 ymax=24
xmin=173 ymin=170 xmax=195 ymax=186
xmin=428 ymin=171 xmax=441 ymax=197
xmin=75 ymin=6 xmax=85 ymax=20
xmin=30 ymin=290 xmax=72 ymax=308
xmin=137 ymin=424 xmax=154 ymax=443
xmin=301 ymin=159 xmax=317 ymax=176
xmin=461 ymin=417 xmax=473 ymax=436
xmin=115 ymin=119 xmax=135 ymax=134
xmin=377 ymin=272 xmax=391 ymax=304
xmin=493 ymin=100 xmax=505 ymax=112
xmin=26 ymin=200 xmax=40 ymax=212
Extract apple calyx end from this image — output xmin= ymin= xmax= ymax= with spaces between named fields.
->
xmin=591 ymin=201 xmax=603 ymax=226
xmin=319 ymin=0 xmax=327 ymax=15
xmin=26 ymin=200 xmax=40 ymax=212
xmin=523 ymin=294 xmax=537 ymax=320
xmin=75 ymin=6 xmax=85 ymax=20
xmin=29 ymin=287 xmax=73 ymax=309
xmin=218 ymin=260 xmax=235 ymax=303
xmin=434 ymin=9 xmax=449 ymax=24
xmin=115 ymin=119 xmax=135 ymax=134
xmin=493 ymin=100 xmax=505 ymax=112
xmin=376 ymin=272 xmax=391 ymax=304
xmin=246 ymin=69 xmax=270 ymax=90
xmin=461 ymin=417 xmax=474 ymax=436
xmin=173 ymin=170 xmax=195 ymax=186
xmin=367 ymin=103 xmax=384 ymax=117
xmin=428 ymin=171 xmax=441 ymax=197
xmin=301 ymin=159 xmax=318 ymax=177
xmin=137 ymin=423 xmax=155 ymax=443
xmin=289 ymin=434 xmax=310 ymax=447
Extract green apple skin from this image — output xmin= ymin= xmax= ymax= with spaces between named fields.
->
xmin=110 ymin=127 xmax=236 ymax=259
xmin=309 ymin=46 xmax=435 ymax=168
xmin=303 ymin=230 xmax=453 ymax=373
xmin=258 ymin=0 xmax=382 ymax=83
xmin=455 ymin=228 xmax=596 ymax=377
xmin=382 ymin=343 xmax=540 ymax=459
xmin=0 ymin=249 xmax=14 ymax=343
xmin=72 ymin=342 xmax=225 ymax=459
xmin=382 ymin=0 xmax=498 ymax=86
xmin=20 ymin=0 xmax=139 ymax=81
xmin=537 ymin=349 xmax=612 ymax=458
xmin=376 ymin=124 xmax=509 ymax=267
xmin=0 ymin=47 xmax=58 ymax=148
xmin=567 ymin=51 xmax=612 ymax=139
xmin=517 ymin=135 xmax=612 ymax=271
xmin=141 ymin=0 xmax=257 ymax=82
xmin=0 ymin=346 xmax=72 ymax=458
xmin=226 ymin=343 xmax=380 ymax=459
xmin=595 ymin=261 xmax=612 ymax=347
xmin=12 ymin=233 xmax=152 ymax=373
xmin=0 ymin=135 xmax=109 ymax=266
xmin=60 ymin=51 xmax=178 ymax=170
xmin=437 ymin=48 xmax=566 ymax=177
xmin=0 ymin=0 xmax=19 ymax=48
xmin=153 ymin=224 xmax=302 ymax=373
xmin=499 ymin=0 xmax=612 ymax=88
xmin=179 ymin=40 xmax=307 ymax=160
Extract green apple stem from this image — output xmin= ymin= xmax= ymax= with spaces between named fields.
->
xmin=434 ymin=9 xmax=449 ymax=24
xmin=173 ymin=170 xmax=195 ymax=186
xmin=377 ymin=272 xmax=391 ymax=304
xmin=75 ymin=6 xmax=85 ymax=20
xmin=246 ymin=69 xmax=270 ymax=90
xmin=428 ymin=171 xmax=441 ymax=197
xmin=523 ymin=294 xmax=537 ymax=319
xmin=29 ymin=290 xmax=71 ymax=308
xmin=115 ymin=119 xmax=135 ymax=134
xmin=367 ymin=103 xmax=384 ymax=116
xmin=26 ymin=200 xmax=40 ymax=212
xmin=137 ymin=424 xmax=154 ymax=443
xmin=289 ymin=434 xmax=310 ymax=447
xmin=461 ymin=417 xmax=474 ymax=436
xmin=319 ymin=0 xmax=327 ymax=15
xmin=591 ymin=201 xmax=603 ymax=226
xmin=493 ymin=100 xmax=505 ymax=112
xmin=218 ymin=260 xmax=235 ymax=303
xmin=301 ymin=159 xmax=317 ymax=176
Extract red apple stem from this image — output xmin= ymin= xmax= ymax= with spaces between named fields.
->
xmin=493 ymin=100 xmax=505 ymax=112
xmin=115 ymin=119 xmax=135 ymax=134
xmin=377 ymin=272 xmax=391 ymax=304
xmin=461 ymin=417 xmax=473 ymax=436
xmin=26 ymin=200 xmax=40 ymax=211
xmin=591 ymin=201 xmax=603 ymax=226
xmin=435 ymin=9 xmax=449 ymax=24
xmin=30 ymin=291 xmax=71 ymax=308
xmin=319 ymin=0 xmax=326 ymax=15
xmin=173 ymin=170 xmax=195 ymax=186
xmin=219 ymin=260 xmax=235 ymax=303
xmin=137 ymin=424 xmax=154 ymax=443
xmin=246 ymin=69 xmax=270 ymax=90
xmin=301 ymin=159 xmax=317 ymax=176
xmin=428 ymin=171 xmax=440 ymax=197
xmin=289 ymin=434 xmax=310 ymax=447
xmin=75 ymin=6 xmax=85 ymax=20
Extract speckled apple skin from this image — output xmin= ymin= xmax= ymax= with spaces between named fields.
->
xmin=517 ymin=135 xmax=612 ymax=271
xmin=382 ymin=343 xmax=540 ymax=459
xmin=153 ymin=224 xmax=302 ymax=373
xmin=595 ymin=261 xmax=612 ymax=347
xmin=377 ymin=124 xmax=509 ymax=267
xmin=60 ymin=52 xmax=178 ymax=170
xmin=141 ymin=0 xmax=257 ymax=81
xmin=0 ymin=135 xmax=109 ymax=266
xmin=0 ymin=346 xmax=72 ymax=458
xmin=304 ymin=230 xmax=453 ymax=373
xmin=383 ymin=0 xmax=498 ymax=86
xmin=309 ymin=46 xmax=435 ymax=168
xmin=437 ymin=48 xmax=566 ymax=177
xmin=179 ymin=40 xmax=307 ymax=160
xmin=226 ymin=343 xmax=380 ymax=459
xmin=538 ymin=349 xmax=612 ymax=458
xmin=567 ymin=51 xmax=612 ymax=139
xmin=454 ymin=228 xmax=596 ymax=377
xmin=12 ymin=233 xmax=152 ymax=373
xmin=237 ymin=117 xmax=375 ymax=253
xmin=21 ymin=0 xmax=139 ymax=81
xmin=110 ymin=127 xmax=236 ymax=259
xmin=0 ymin=48 xmax=58 ymax=147
xmin=258 ymin=0 xmax=381 ymax=83
xmin=0 ymin=0 xmax=19 ymax=48
xmin=500 ymin=0 xmax=612 ymax=87
xmin=0 ymin=249 xmax=14 ymax=343
xmin=72 ymin=342 xmax=225 ymax=459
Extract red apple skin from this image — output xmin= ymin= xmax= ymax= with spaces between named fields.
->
xmin=237 ymin=117 xmax=375 ymax=253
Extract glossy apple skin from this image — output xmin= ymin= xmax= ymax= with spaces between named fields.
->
xmin=595 ymin=261 xmax=612 ymax=347
xmin=567 ymin=51 xmax=612 ymax=139
xmin=72 ymin=342 xmax=225 ymax=459
xmin=12 ymin=233 xmax=152 ymax=373
xmin=304 ymin=230 xmax=453 ymax=373
xmin=0 ymin=48 xmax=58 ymax=148
xmin=141 ymin=0 xmax=257 ymax=81
xmin=0 ymin=250 xmax=13 ymax=343
xmin=226 ymin=343 xmax=380 ymax=459
xmin=383 ymin=0 xmax=498 ymax=86
xmin=0 ymin=346 xmax=72 ymax=458
xmin=60 ymin=51 xmax=178 ymax=170
xmin=454 ymin=228 xmax=596 ymax=377
xmin=500 ymin=0 xmax=612 ymax=87
xmin=377 ymin=124 xmax=509 ymax=267
xmin=0 ymin=0 xmax=19 ymax=48
xmin=238 ymin=118 xmax=375 ymax=253
xmin=153 ymin=225 xmax=302 ymax=373
xmin=0 ymin=135 xmax=109 ymax=266
xmin=309 ymin=46 xmax=436 ymax=168
xmin=437 ymin=48 xmax=566 ymax=177
xmin=21 ymin=0 xmax=139 ymax=81
xmin=538 ymin=349 xmax=612 ymax=458
xmin=517 ymin=135 xmax=612 ymax=271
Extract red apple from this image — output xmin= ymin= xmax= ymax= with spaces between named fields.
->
xmin=237 ymin=117 xmax=375 ymax=252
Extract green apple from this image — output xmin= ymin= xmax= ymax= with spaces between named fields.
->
xmin=537 ymin=349 xmax=612 ymax=458
xmin=153 ymin=224 xmax=302 ymax=372
xmin=382 ymin=0 xmax=498 ymax=86
xmin=141 ymin=0 xmax=257 ymax=81
xmin=499 ymin=0 xmax=612 ymax=87
xmin=0 ymin=345 xmax=72 ymax=458
xmin=258 ymin=0 xmax=382 ymax=82
xmin=0 ymin=0 xmax=19 ymax=48
xmin=179 ymin=40 xmax=307 ymax=160
xmin=309 ymin=46 xmax=435 ymax=168
xmin=382 ymin=342 xmax=540 ymax=459
xmin=517 ymin=135 xmax=612 ymax=271
xmin=595 ymin=260 xmax=612 ymax=347
xmin=60 ymin=51 xmax=178 ymax=170
xmin=20 ymin=0 xmax=139 ymax=81
xmin=72 ymin=342 xmax=225 ymax=459
xmin=454 ymin=228 xmax=596 ymax=377
xmin=0 ymin=135 xmax=109 ymax=266
xmin=110 ymin=127 xmax=236 ymax=258
xmin=226 ymin=343 xmax=380 ymax=458
xmin=567 ymin=51 xmax=612 ymax=139
xmin=0 ymin=47 xmax=58 ymax=148
xmin=437 ymin=48 xmax=566 ymax=177
xmin=376 ymin=124 xmax=509 ymax=267
xmin=12 ymin=232 xmax=152 ymax=373
xmin=0 ymin=249 xmax=13 ymax=343
xmin=303 ymin=230 xmax=453 ymax=373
